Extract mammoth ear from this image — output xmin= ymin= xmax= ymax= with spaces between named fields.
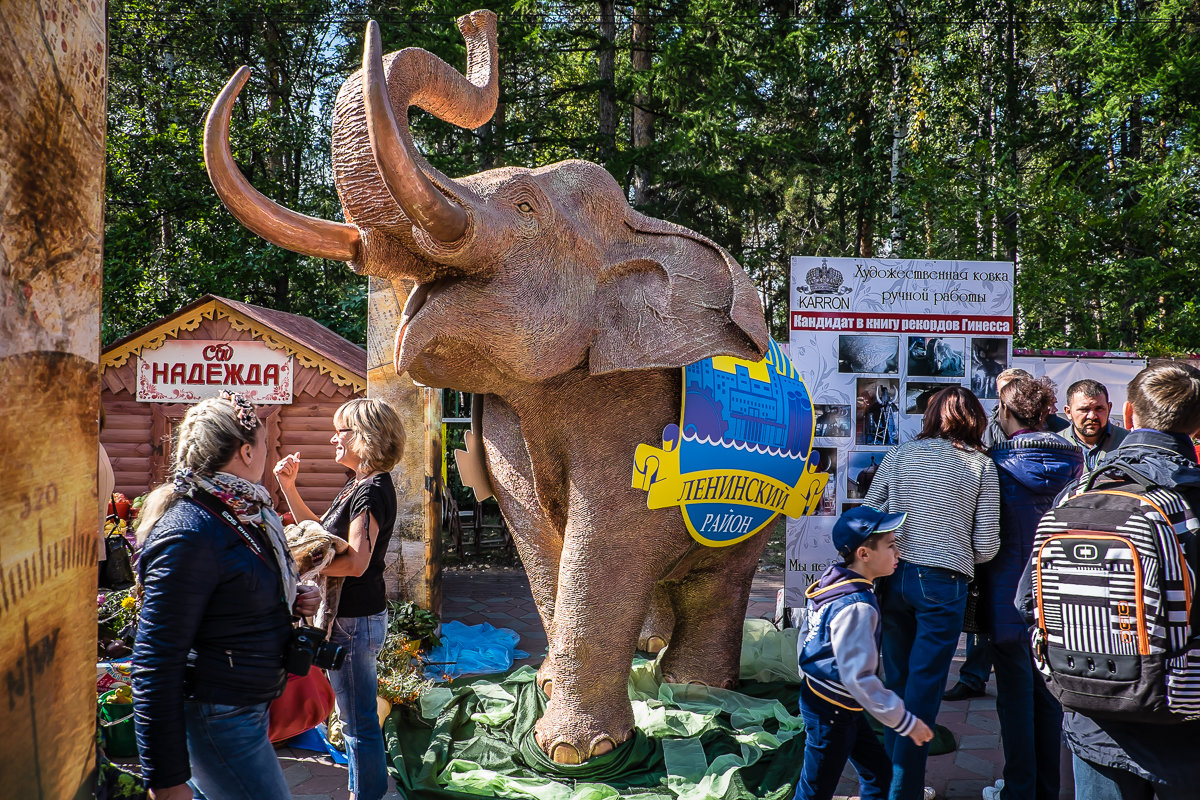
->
xmin=588 ymin=214 xmax=770 ymax=375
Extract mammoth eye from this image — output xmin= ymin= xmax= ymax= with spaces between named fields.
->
xmin=516 ymin=201 xmax=535 ymax=213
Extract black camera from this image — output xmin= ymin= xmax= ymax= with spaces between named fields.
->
xmin=285 ymin=625 xmax=345 ymax=675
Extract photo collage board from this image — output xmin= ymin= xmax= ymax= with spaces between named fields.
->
xmin=785 ymin=257 xmax=1014 ymax=604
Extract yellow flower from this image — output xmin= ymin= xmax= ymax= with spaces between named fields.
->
xmin=121 ymin=596 xmax=137 ymax=609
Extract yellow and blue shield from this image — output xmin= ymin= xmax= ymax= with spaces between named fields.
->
xmin=633 ymin=339 xmax=829 ymax=546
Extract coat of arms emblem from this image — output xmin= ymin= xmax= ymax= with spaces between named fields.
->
xmin=633 ymin=339 xmax=829 ymax=546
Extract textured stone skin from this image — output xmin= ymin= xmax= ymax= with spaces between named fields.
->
xmin=207 ymin=10 xmax=774 ymax=763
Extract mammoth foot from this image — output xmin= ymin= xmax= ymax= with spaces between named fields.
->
xmin=660 ymin=648 xmax=740 ymax=690
xmin=661 ymin=671 xmax=738 ymax=690
xmin=536 ymin=659 xmax=557 ymax=699
xmin=638 ymin=634 xmax=668 ymax=655
xmin=638 ymin=584 xmax=675 ymax=655
xmin=533 ymin=700 xmax=633 ymax=764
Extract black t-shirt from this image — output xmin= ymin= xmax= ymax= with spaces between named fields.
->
xmin=321 ymin=472 xmax=397 ymax=617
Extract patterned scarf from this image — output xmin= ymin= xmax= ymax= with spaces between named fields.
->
xmin=174 ymin=469 xmax=299 ymax=610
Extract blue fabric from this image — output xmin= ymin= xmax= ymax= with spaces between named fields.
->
xmin=133 ymin=497 xmax=292 ymax=789
xmin=955 ymin=634 xmax=991 ymax=691
xmin=879 ymin=560 xmax=966 ymax=800
xmin=183 ymin=700 xmax=291 ymax=799
xmin=991 ymin=638 xmax=1061 ymax=800
xmin=794 ymin=683 xmax=891 ymax=800
xmin=284 ymin=726 xmax=327 ymax=753
xmin=985 ymin=432 xmax=1083 ymax=644
xmin=328 ymin=610 xmax=390 ymax=800
xmin=797 ymin=565 xmax=879 ymax=708
xmin=424 ymin=620 xmax=529 ymax=680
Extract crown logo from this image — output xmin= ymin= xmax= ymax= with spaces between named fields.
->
xmin=805 ymin=261 xmax=844 ymax=294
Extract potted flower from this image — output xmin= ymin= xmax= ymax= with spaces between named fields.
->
xmin=376 ymin=600 xmax=442 ymax=709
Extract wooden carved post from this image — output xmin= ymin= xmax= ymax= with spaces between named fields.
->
xmin=366 ymin=276 xmax=437 ymax=609
xmin=0 ymin=1 xmax=107 ymax=797
xmin=424 ymin=386 xmax=444 ymax=617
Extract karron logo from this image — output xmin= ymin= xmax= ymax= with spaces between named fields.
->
xmin=797 ymin=258 xmax=851 ymax=296
xmin=1072 ymin=543 xmax=1100 ymax=561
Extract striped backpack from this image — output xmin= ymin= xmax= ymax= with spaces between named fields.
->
xmin=1030 ymin=463 xmax=1200 ymax=723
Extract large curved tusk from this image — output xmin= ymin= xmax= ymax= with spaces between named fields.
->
xmin=205 ymin=67 xmax=361 ymax=262
xmin=363 ymin=21 xmax=469 ymax=244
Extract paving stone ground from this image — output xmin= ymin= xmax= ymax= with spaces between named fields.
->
xmin=276 ymin=567 xmax=1072 ymax=800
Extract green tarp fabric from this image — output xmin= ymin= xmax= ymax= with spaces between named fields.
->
xmin=383 ymin=619 xmax=954 ymax=799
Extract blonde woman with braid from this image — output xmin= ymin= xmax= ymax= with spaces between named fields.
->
xmin=132 ymin=392 xmax=319 ymax=800
xmin=274 ymin=398 xmax=406 ymax=800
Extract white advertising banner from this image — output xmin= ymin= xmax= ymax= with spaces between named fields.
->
xmin=786 ymin=257 xmax=1014 ymax=605
xmin=1012 ymin=356 xmax=1146 ymax=426
xmin=137 ymin=339 xmax=293 ymax=404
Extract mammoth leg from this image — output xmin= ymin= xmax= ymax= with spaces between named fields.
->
xmin=482 ymin=397 xmax=564 ymax=692
xmin=533 ymin=508 xmax=686 ymax=764
xmin=638 ymin=582 xmax=674 ymax=654
xmin=658 ymin=531 xmax=769 ymax=687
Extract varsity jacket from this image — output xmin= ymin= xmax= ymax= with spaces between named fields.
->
xmin=797 ymin=564 xmax=918 ymax=735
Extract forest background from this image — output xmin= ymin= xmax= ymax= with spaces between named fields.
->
xmin=104 ymin=0 xmax=1200 ymax=354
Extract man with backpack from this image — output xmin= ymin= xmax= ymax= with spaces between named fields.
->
xmin=1021 ymin=362 xmax=1200 ymax=798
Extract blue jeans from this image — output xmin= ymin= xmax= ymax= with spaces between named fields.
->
xmin=794 ymin=685 xmax=892 ymax=800
xmin=879 ymin=560 xmax=967 ymax=800
xmin=991 ymin=637 xmax=1061 ymax=800
xmin=184 ymin=700 xmax=291 ymax=799
xmin=957 ymin=633 xmax=992 ymax=691
xmin=1072 ymin=754 xmax=1193 ymax=800
xmin=328 ymin=610 xmax=390 ymax=800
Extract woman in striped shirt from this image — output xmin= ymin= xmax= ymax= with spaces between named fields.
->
xmin=864 ymin=386 xmax=1000 ymax=800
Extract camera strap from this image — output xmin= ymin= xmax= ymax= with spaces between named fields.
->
xmin=185 ymin=488 xmax=274 ymax=570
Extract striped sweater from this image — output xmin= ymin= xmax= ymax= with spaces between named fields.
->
xmin=863 ymin=437 xmax=1000 ymax=577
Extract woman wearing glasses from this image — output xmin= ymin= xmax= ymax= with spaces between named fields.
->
xmin=274 ymin=398 xmax=406 ymax=800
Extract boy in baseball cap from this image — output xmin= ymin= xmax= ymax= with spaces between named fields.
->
xmin=795 ymin=506 xmax=933 ymax=800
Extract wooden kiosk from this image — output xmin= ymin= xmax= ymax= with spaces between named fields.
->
xmin=99 ymin=294 xmax=433 ymax=605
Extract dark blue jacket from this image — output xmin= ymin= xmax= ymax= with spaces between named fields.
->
xmin=1018 ymin=429 xmax=1200 ymax=786
xmin=984 ymin=432 xmax=1083 ymax=644
xmin=132 ymin=497 xmax=292 ymax=789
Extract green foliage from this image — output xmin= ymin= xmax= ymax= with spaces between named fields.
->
xmin=386 ymin=598 xmax=443 ymax=648
xmin=378 ymin=599 xmax=443 ymax=704
xmin=105 ymin=0 xmax=366 ymax=344
xmin=105 ymin=0 xmax=1200 ymax=353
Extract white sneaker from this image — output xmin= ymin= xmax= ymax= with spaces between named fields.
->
xmin=981 ymin=782 xmax=1004 ymax=800
xmin=924 ymin=788 xmax=937 ymax=800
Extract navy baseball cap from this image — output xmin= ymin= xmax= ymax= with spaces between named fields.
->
xmin=833 ymin=505 xmax=907 ymax=556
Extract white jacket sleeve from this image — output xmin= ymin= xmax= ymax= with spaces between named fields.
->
xmin=829 ymin=603 xmax=918 ymax=736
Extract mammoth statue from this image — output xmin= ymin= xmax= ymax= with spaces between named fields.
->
xmin=206 ymin=10 xmax=776 ymax=764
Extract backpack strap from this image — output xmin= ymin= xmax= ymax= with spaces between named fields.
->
xmin=1082 ymin=461 xmax=1156 ymax=492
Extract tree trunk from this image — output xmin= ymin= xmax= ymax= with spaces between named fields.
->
xmin=597 ymin=0 xmax=616 ymax=163
xmin=631 ymin=0 xmax=654 ymax=204
xmin=887 ymin=8 xmax=909 ymax=256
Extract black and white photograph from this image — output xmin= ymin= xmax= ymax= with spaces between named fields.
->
xmin=838 ymin=335 xmax=900 ymax=374
xmin=855 ymin=377 xmax=900 ymax=446
xmin=905 ymin=382 xmax=954 ymax=414
xmin=814 ymin=404 xmax=852 ymax=439
xmin=846 ymin=450 xmax=886 ymax=499
xmin=907 ymin=336 xmax=966 ymax=377
xmin=812 ymin=448 xmax=838 ymax=516
xmin=970 ymin=338 xmax=1009 ymax=399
